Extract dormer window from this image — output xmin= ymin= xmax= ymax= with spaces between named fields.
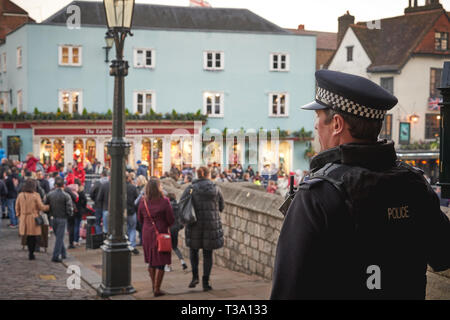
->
xmin=435 ymin=32 xmax=448 ymax=51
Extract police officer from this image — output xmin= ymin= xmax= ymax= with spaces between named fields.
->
xmin=271 ymin=70 xmax=450 ymax=300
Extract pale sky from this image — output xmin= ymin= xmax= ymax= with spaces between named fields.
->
xmin=11 ymin=0 xmax=450 ymax=32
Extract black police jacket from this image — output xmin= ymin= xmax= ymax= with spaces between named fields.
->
xmin=270 ymin=141 xmax=450 ymax=300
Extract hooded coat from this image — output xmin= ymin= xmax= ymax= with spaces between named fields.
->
xmin=183 ymin=178 xmax=224 ymax=250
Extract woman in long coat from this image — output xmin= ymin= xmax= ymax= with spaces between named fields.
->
xmin=137 ymin=177 xmax=174 ymax=297
xmin=181 ymin=166 xmax=224 ymax=291
xmin=15 ymin=179 xmax=49 ymax=260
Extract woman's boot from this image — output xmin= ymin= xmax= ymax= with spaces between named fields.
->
xmin=154 ymin=269 xmax=166 ymax=297
xmin=27 ymin=236 xmax=36 ymax=260
xmin=202 ymin=276 xmax=212 ymax=291
xmin=188 ymin=275 xmax=199 ymax=288
xmin=148 ymin=268 xmax=156 ymax=292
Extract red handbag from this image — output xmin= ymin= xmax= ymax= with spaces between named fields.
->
xmin=143 ymin=199 xmax=172 ymax=253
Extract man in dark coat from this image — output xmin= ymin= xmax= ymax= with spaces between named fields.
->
xmin=37 ymin=171 xmax=50 ymax=194
xmin=181 ymin=166 xmax=224 ymax=291
xmin=90 ymin=170 xmax=108 ymax=234
xmin=5 ymin=171 xmax=19 ymax=228
xmin=271 ymin=70 xmax=450 ymax=300
xmin=96 ymin=174 xmax=110 ymax=234
xmin=126 ymin=174 xmax=139 ymax=255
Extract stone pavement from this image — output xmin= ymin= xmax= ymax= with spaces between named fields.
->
xmin=65 ymin=242 xmax=272 ymax=300
xmin=0 ymin=219 xmax=100 ymax=300
xmin=1 ymin=215 xmax=449 ymax=300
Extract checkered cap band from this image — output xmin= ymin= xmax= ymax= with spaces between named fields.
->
xmin=316 ymin=87 xmax=386 ymax=120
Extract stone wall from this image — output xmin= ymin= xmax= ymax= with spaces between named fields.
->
xmin=161 ymin=178 xmax=450 ymax=281
xmin=161 ymin=179 xmax=285 ymax=280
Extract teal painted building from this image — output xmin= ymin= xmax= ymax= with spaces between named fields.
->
xmin=0 ymin=1 xmax=315 ymax=174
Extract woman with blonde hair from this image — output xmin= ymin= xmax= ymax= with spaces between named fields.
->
xmin=137 ymin=177 xmax=174 ymax=297
xmin=15 ymin=179 xmax=49 ymax=260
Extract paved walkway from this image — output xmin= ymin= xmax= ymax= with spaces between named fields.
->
xmin=0 ymin=219 xmax=99 ymax=300
xmin=1 ymin=215 xmax=449 ymax=300
xmin=65 ymin=242 xmax=272 ymax=300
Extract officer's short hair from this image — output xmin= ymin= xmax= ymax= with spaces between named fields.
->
xmin=323 ymin=108 xmax=383 ymax=142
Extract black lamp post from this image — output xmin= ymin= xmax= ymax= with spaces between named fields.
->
xmin=438 ymin=62 xmax=450 ymax=198
xmin=97 ymin=0 xmax=136 ymax=298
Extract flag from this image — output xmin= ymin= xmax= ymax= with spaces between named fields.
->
xmin=190 ymin=0 xmax=211 ymax=7
xmin=428 ymin=97 xmax=442 ymax=111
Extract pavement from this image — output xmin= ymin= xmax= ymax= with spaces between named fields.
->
xmin=1 ymin=214 xmax=449 ymax=300
xmin=0 ymin=218 xmax=99 ymax=300
xmin=63 ymin=239 xmax=272 ymax=300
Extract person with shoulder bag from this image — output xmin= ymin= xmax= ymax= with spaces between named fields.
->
xmin=137 ymin=177 xmax=174 ymax=297
xmin=182 ymin=166 xmax=224 ymax=291
xmin=15 ymin=179 xmax=49 ymax=260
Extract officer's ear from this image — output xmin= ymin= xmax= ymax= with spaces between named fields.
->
xmin=332 ymin=113 xmax=345 ymax=136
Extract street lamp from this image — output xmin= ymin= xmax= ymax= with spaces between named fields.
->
xmin=103 ymin=32 xmax=114 ymax=63
xmin=438 ymin=62 xmax=450 ymax=198
xmin=97 ymin=0 xmax=136 ymax=298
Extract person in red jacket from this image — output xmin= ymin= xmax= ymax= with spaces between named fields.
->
xmin=66 ymin=170 xmax=75 ymax=186
xmin=47 ymin=161 xmax=59 ymax=174
xmin=24 ymin=153 xmax=39 ymax=172
xmin=74 ymin=161 xmax=85 ymax=185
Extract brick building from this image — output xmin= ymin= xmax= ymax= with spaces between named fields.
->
xmin=288 ymin=25 xmax=337 ymax=70
xmin=328 ymin=0 xmax=450 ymax=183
xmin=0 ymin=0 xmax=34 ymax=42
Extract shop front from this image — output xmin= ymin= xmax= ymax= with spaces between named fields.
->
xmin=29 ymin=120 xmax=201 ymax=177
xmin=397 ymin=151 xmax=440 ymax=185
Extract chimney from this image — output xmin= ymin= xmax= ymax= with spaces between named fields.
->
xmin=405 ymin=0 xmax=442 ymax=14
xmin=338 ymin=11 xmax=355 ymax=45
xmin=297 ymin=24 xmax=305 ymax=31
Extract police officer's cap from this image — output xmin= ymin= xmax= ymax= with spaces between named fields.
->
xmin=301 ymin=70 xmax=398 ymax=120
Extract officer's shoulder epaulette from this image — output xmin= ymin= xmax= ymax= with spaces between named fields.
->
xmin=397 ymin=161 xmax=425 ymax=175
xmin=298 ymin=178 xmax=324 ymax=190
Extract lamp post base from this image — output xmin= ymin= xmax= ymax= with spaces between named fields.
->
xmin=97 ymin=241 xmax=136 ymax=298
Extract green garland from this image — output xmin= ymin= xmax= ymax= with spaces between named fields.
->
xmin=206 ymin=127 xmax=313 ymax=139
xmin=398 ymin=139 xmax=440 ymax=151
xmin=0 ymin=108 xmax=207 ymax=122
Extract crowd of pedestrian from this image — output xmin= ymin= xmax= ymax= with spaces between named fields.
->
xmin=161 ymin=161 xmax=307 ymax=197
xmin=0 ymin=154 xmax=92 ymax=262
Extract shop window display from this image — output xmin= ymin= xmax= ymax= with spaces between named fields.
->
xmin=85 ymin=139 xmax=96 ymax=165
xmin=73 ymin=138 xmax=84 ymax=164
xmin=53 ymin=139 xmax=64 ymax=164
xmin=40 ymin=139 xmax=52 ymax=165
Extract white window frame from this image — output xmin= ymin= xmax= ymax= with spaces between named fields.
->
xmin=58 ymin=89 xmax=83 ymax=114
xmin=58 ymin=45 xmax=82 ymax=66
xmin=133 ymin=90 xmax=155 ymax=115
xmin=268 ymin=92 xmax=289 ymax=117
xmin=17 ymin=47 xmax=22 ymax=68
xmin=17 ymin=90 xmax=23 ymax=113
xmin=1 ymin=92 xmax=8 ymax=112
xmin=270 ymin=53 xmax=290 ymax=72
xmin=203 ymin=91 xmax=224 ymax=118
xmin=133 ymin=48 xmax=155 ymax=69
xmin=203 ymin=51 xmax=224 ymax=71
xmin=2 ymin=53 xmax=6 ymax=72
